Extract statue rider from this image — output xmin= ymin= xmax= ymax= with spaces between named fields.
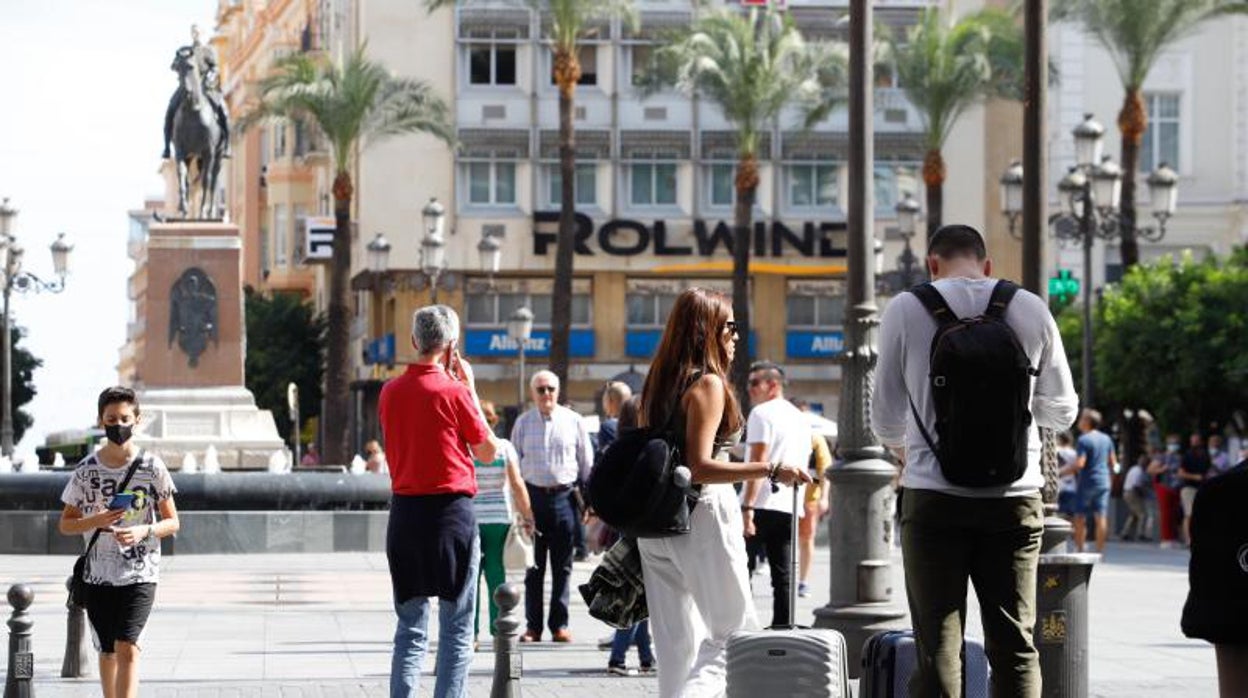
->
xmin=163 ymin=25 xmax=232 ymax=160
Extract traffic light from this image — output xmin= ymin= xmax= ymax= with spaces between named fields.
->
xmin=1049 ymin=269 xmax=1080 ymax=308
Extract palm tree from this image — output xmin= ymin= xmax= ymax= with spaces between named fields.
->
xmin=241 ymin=46 xmax=453 ymax=464
xmin=427 ymin=0 xmax=634 ymax=397
xmin=1052 ymin=0 xmax=1246 ymax=269
xmin=881 ymin=7 xmax=1024 ymax=238
xmin=644 ymin=5 xmax=846 ymax=407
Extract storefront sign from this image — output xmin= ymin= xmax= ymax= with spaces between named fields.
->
xmin=464 ymin=329 xmax=595 ymax=358
xmin=533 ymin=212 xmax=848 ymax=259
xmin=305 ymin=216 xmax=335 ymax=260
xmin=786 ymin=330 xmax=845 ymax=359
xmin=626 ymin=329 xmax=757 ymax=359
xmin=364 ymin=333 xmax=396 ymax=366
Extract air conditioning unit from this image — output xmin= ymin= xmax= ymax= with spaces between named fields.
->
xmin=575 ymin=106 xmax=587 ymax=120
xmin=482 ymin=105 xmax=506 ymax=120
xmin=884 ymin=109 xmax=907 ymax=124
xmin=644 ymin=107 xmax=667 ymax=121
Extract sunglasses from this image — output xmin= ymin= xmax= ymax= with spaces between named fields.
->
xmin=535 ymin=386 xmax=558 ymax=395
xmin=724 ymin=320 xmax=739 ymax=335
xmin=749 ymin=378 xmax=767 ymax=387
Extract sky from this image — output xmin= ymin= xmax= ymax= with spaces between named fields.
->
xmin=0 ymin=1 xmax=218 ymax=458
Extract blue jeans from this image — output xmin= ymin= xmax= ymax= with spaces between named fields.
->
xmin=609 ymin=619 xmax=655 ymax=667
xmin=390 ymin=533 xmax=480 ymax=698
xmin=524 ymin=485 xmax=576 ymax=634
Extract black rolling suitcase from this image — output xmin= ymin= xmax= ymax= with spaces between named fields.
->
xmin=861 ymin=629 xmax=989 ymax=697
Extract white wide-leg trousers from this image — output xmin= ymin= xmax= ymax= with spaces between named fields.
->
xmin=639 ymin=484 xmax=759 ymax=698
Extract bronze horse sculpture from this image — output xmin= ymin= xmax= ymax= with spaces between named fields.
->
xmin=170 ymin=47 xmax=226 ymax=219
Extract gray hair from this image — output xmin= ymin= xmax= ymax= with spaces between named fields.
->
xmin=411 ymin=305 xmax=460 ymax=355
xmin=604 ymin=381 xmax=632 ymax=406
xmin=530 ymin=369 xmax=559 ymax=390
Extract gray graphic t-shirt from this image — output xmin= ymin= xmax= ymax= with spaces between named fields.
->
xmin=60 ymin=450 xmax=176 ymax=586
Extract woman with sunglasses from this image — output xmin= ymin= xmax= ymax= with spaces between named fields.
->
xmin=638 ymin=287 xmax=812 ymax=697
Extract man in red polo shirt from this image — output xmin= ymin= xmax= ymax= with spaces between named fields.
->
xmin=380 ymin=304 xmax=496 ymax=698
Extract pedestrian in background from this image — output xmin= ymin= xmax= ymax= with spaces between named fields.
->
xmin=1179 ymin=433 xmax=1213 ymax=545
xmin=364 ymin=440 xmax=389 ymax=475
xmin=59 ymin=386 xmax=180 ymax=698
xmin=1119 ymin=453 xmax=1155 ymax=541
xmin=605 ymin=394 xmax=657 ymax=677
xmin=873 ymin=225 xmax=1078 ymax=697
xmin=1066 ymin=409 xmax=1117 ymax=554
xmin=1208 ymin=434 xmax=1231 ymax=478
xmin=472 ymin=400 xmax=533 ymax=649
xmin=798 ymin=421 xmax=832 ymax=598
xmin=1055 ymin=431 xmax=1078 ymax=520
xmin=380 ymin=305 xmax=498 ymax=698
xmin=740 ymin=360 xmax=811 ymax=627
xmin=1153 ymin=434 xmax=1185 ymax=547
xmin=511 ymin=370 xmax=594 ymax=643
xmin=638 ymin=287 xmax=810 ymax=697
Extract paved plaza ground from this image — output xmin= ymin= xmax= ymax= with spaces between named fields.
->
xmin=1 ymin=541 xmax=1215 ymax=697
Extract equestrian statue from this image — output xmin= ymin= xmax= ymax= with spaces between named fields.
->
xmin=163 ymin=25 xmax=230 ymax=220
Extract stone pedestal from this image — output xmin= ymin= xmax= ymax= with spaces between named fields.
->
xmin=133 ymin=221 xmax=284 ymax=469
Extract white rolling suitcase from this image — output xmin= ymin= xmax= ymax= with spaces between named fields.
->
xmin=725 ymin=485 xmax=852 ymax=698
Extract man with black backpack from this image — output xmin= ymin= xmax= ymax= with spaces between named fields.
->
xmin=872 ymin=224 xmax=1079 ymax=698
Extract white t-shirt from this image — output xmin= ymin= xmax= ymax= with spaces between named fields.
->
xmin=743 ymin=397 xmax=811 ymax=515
xmin=60 ymin=450 xmax=176 ymax=586
xmin=473 ymin=439 xmax=519 ymax=525
xmin=872 ymin=277 xmax=1080 ymax=498
xmin=1123 ymin=464 xmax=1148 ymax=492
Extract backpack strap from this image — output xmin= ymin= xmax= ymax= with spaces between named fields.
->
xmin=82 ymin=450 xmax=146 ymax=562
xmin=909 ymin=283 xmax=959 ymax=329
xmin=985 ymin=280 xmax=1020 ymax=321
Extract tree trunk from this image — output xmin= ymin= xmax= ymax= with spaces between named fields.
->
xmin=1117 ymin=89 xmax=1147 ymax=269
xmin=730 ymin=155 xmax=759 ymax=412
xmin=923 ymin=148 xmax=945 ymax=240
xmin=549 ymin=47 xmax=581 ymax=401
xmin=322 ymin=171 xmax=354 ymax=465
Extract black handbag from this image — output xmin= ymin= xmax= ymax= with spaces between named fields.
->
xmin=68 ymin=451 xmax=144 ymax=607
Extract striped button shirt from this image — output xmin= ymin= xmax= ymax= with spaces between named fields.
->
xmin=510 ymin=405 xmax=593 ymax=488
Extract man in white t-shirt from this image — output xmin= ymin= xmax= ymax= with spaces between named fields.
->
xmin=741 ymin=360 xmax=811 ymax=627
xmin=873 ymin=225 xmax=1078 ymax=697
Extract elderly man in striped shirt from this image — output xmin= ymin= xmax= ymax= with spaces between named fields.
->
xmin=511 ymin=369 xmax=594 ymax=643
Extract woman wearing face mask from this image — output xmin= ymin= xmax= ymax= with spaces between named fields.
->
xmin=1149 ymin=435 xmax=1184 ymax=547
xmin=59 ymin=386 xmax=180 ymax=698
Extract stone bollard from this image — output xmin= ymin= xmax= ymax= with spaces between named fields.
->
xmin=61 ymin=576 xmax=92 ymax=678
xmin=4 ymin=584 xmax=34 ymax=698
xmin=490 ymin=583 xmax=522 ymax=698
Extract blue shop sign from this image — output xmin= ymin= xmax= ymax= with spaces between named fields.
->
xmin=364 ymin=333 xmax=396 ymax=366
xmin=786 ymin=330 xmax=845 ymax=359
xmin=627 ymin=329 xmax=757 ymax=359
xmin=464 ymin=329 xmax=596 ymax=358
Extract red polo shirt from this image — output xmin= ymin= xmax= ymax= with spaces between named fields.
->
xmin=379 ymin=364 xmax=490 ymax=496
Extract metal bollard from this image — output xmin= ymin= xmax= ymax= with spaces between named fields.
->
xmin=4 ymin=584 xmax=34 ymax=698
xmin=61 ymin=576 xmax=92 ymax=678
xmin=490 ymin=583 xmax=522 ymax=698
xmin=1034 ymin=552 xmax=1099 ymax=698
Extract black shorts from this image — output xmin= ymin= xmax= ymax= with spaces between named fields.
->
xmin=85 ymin=583 xmax=156 ymax=653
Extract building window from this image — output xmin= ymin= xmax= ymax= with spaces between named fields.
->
xmin=465 ymin=160 xmax=517 ymax=206
xmin=787 ymin=163 xmax=839 ymax=209
xmin=787 ymin=292 xmax=844 ymax=329
xmin=468 ymin=43 xmax=517 ymax=86
xmin=273 ymin=123 xmax=287 ymax=159
xmin=464 ymin=280 xmax=593 ymax=327
xmin=629 ymin=158 xmax=678 ymax=207
xmin=547 ymin=163 xmax=597 ymax=207
xmin=874 ymin=162 xmax=920 ymax=216
xmin=626 ymin=292 xmax=679 ymax=327
xmin=707 ymin=164 xmax=736 ymax=208
xmin=549 ymin=45 xmax=598 ymax=86
xmin=273 ymin=204 xmax=288 ymax=267
xmin=1140 ymin=93 xmax=1180 ymax=172
xmin=629 ymin=44 xmax=654 ymax=87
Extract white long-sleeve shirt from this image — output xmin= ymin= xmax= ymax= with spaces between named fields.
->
xmin=872 ymin=277 xmax=1079 ymax=498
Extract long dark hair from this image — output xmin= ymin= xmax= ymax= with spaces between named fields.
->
xmin=640 ymin=287 xmax=742 ymax=436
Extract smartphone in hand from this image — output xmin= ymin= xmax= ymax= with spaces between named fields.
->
xmin=107 ymin=493 xmax=137 ymax=511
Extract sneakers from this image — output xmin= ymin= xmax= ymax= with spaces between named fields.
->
xmin=608 ymin=663 xmax=629 ymax=677
xmin=639 ymin=662 xmax=657 ymax=676
xmin=798 ymin=582 xmax=810 ymax=598
xmin=608 ymin=662 xmax=656 ymax=677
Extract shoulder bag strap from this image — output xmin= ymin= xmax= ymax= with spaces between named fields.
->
xmin=909 ymin=282 xmax=959 ymax=328
xmin=907 ymin=393 xmax=941 ymax=460
xmin=984 ymin=279 xmax=1020 ymax=320
xmin=83 ymin=450 xmax=146 ymax=557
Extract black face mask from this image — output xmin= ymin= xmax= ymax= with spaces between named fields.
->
xmin=104 ymin=424 xmax=133 ymax=446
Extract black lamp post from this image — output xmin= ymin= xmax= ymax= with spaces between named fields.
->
xmin=1001 ymin=114 xmax=1178 ymax=408
xmin=0 ymin=198 xmax=73 ymax=458
xmin=420 ymin=197 xmax=447 ymax=303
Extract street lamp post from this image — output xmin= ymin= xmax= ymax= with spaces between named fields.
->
xmin=1000 ymin=115 xmax=1178 ymax=408
xmin=420 ymin=198 xmax=447 ymax=303
xmin=506 ymin=307 xmax=534 ymax=412
xmin=0 ymin=198 xmax=73 ymax=458
xmin=894 ymin=192 xmax=922 ymax=289
xmin=811 ymin=0 xmax=905 ymax=673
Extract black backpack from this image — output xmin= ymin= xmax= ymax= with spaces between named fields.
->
xmin=908 ymin=280 xmax=1037 ymax=487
